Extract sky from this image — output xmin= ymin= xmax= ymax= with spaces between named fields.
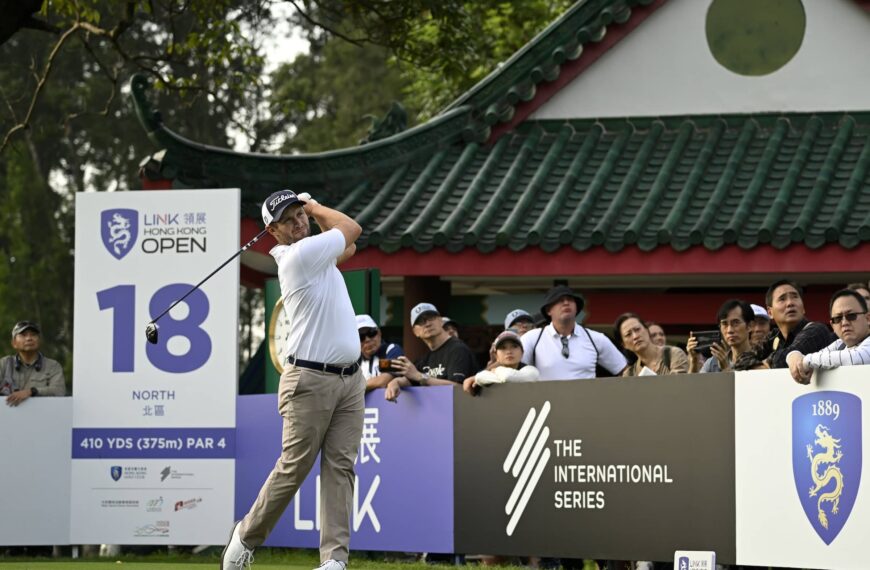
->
xmin=261 ymin=3 xmax=310 ymax=75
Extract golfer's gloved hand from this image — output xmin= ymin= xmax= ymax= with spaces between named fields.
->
xmin=297 ymin=192 xmax=319 ymax=207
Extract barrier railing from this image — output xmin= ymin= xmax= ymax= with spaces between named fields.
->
xmin=3 ymin=367 xmax=867 ymax=570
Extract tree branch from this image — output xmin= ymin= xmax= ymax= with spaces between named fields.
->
xmin=0 ymin=24 xmax=80 ymax=154
xmin=286 ymin=0 xmax=371 ymax=47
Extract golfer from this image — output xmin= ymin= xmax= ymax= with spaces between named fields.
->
xmin=222 ymin=190 xmax=364 ymax=570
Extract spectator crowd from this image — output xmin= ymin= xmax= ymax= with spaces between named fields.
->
xmin=360 ymin=279 xmax=870 ymax=398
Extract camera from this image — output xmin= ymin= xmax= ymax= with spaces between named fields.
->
xmin=379 ymin=358 xmax=394 ymax=372
xmin=691 ymin=330 xmax=721 ymax=358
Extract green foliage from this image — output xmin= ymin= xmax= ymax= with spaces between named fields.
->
xmin=263 ymin=0 xmax=569 ymax=150
xmin=262 ymin=38 xmax=415 ymax=153
xmin=0 ymin=144 xmax=73 ymax=379
xmin=393 ymin=0 xmax=574 ymax=118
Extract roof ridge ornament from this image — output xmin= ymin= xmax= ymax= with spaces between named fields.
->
xmin=359 ymin=102 xmax=408 ymax=145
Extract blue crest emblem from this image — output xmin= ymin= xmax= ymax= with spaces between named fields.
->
xmin=110 ymin=466 xmax=123 ymax=481
xmin=792 ymin=391 xmax=862 ymax=544
xmin=101 ymin=209 xmax=138 ymax=260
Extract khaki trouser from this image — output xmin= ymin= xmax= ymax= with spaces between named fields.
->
xmin=239 ymin=364 xmax=365 ymax=563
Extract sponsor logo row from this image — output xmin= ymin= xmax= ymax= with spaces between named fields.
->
xmin=110 ymin=465 xmax=194 ymax=482
xmin=100 ymin=496 xmax=203 ymax=513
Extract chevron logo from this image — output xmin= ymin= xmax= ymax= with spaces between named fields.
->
xmin=503 ymin=401 xmax=552 ymax=536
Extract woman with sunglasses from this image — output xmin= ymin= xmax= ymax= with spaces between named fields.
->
xmin=787 ymin=289 xmax=870 ymax=384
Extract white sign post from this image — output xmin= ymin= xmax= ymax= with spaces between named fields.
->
xmin=71 ymin=189 xmax=240 ymax=544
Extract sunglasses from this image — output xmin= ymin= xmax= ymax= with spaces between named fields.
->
xmin=830 ymin=312 xmax=867 ymax=325
xmin=359 ymin=329 xmax=379 ymax=340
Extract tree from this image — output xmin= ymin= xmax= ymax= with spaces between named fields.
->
xmin=0 ymin=0 xmax=269 ymax=153
xmin=262 ymin=1 xmax=570 ymax=151
xmin=284 ymin=0 xmax=573 ymax=119
xmin=260 ymin=37 xmax=415 ymax=153
xmin=391 ymin=1 xmax=574 ymax=117
xmin=0 ymin=143 xmax=73 ymax=378
xmin=0 ymin=1 xmax=270 ymax=377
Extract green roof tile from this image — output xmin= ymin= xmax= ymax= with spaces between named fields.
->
xmin=329 ymin=113 xmax=870 ymax=254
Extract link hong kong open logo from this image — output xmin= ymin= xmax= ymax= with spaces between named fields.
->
xmin=792 ymin=391 xmax=862 ymax=545
xmin=504 ymin=401 xmax=552 ymax=536
xmin=101 ymin=209 xmax=138 ymax=260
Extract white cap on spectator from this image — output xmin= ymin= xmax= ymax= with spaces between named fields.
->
xmin=410 ymin=303 xmax=439 ymax=326
xmin=751 ymin=304 xmax=770 ymax=320
xmin=356 ymin=314 xmax=378 ymax=330
xmin=504 ymin=309 xmax=533 ymax=330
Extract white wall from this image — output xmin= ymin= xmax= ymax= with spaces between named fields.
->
xmin=736 ymin=367 xmax=870 ymax=569
xmin=532 ymin=0 xmax=870 ymax=119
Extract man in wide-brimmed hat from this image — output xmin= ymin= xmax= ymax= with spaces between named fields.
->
xmin=521 ymin=285 xmax=627 ymax=381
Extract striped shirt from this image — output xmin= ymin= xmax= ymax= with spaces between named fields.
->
xmin=797 ymin=334 xmax=870 ymax=370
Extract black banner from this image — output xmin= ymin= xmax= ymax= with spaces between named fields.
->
xmin=453 ymin=373 xmax=736 ymax=563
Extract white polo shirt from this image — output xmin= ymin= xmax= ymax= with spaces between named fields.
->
xmin=271 ymin=228 xmax=359 ymax=364
xmin=521 ymin=323 xmax=627 ymax=381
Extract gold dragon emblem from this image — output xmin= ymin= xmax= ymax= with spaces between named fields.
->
xmin=806 ymin=424 xmax=845 ymax=529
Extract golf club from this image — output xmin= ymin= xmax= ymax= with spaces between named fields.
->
xmin=145 ymin=228 xmax=268 ymax=344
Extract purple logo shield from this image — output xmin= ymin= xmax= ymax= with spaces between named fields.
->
xmin=110 ymin=465 xmax=122 ymax=481
xmin=101 ymin=209 xmax=138 ymax=260
xmin=792 ymin=391 xmax=862 ymax=545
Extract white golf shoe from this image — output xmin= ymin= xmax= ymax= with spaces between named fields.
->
xmin=314 ymin=560 xmax=346 ymax=570
xmin=221 ymin=522 xmax=254 ymax=570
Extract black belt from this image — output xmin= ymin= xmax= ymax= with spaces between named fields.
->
xmin=288 ymin=355 xmax=359 ymax=376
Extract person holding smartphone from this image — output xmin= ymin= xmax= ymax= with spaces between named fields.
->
xmin=356 ymin=314 xmax=403 ymax=391
xmin=687 ymin=300 xmax=754 ymax=373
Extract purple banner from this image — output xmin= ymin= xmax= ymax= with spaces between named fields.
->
xmin=72 ymin=428 xmax=235 ymax=459
xmin=235 ymin=387 xmax=454 ymax=552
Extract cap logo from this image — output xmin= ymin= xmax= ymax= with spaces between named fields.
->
xmin=269 ymin=193 xmax=293 ymax=211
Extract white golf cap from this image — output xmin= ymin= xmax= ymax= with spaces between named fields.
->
xmin=751 ymin=304 xmax=770 ymax=320
xmin=410 ymin=302 xmax=439 ymax=326
xmin=504 ymin=309 xmax=533 ymax=330
xmin=356 ymin=314 xmax=378 ymax=330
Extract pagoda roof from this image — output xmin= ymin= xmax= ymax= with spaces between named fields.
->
xmin=132 ymin=0 xmax=870 ymax=271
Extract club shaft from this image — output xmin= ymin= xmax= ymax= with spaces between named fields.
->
xmin=149 ymin=229 xmax=268 ymax=325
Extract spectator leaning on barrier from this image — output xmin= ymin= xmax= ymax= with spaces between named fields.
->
xmin=385 ymin=303 xmax=478 ymax=402
xmin=735 ymin=279 xmax=836 ymax=371
xmin=787 ymin=289 xmax=870 ymax=384
xmin=356 ymin=314 xmax=403 ymax=391
xmin=615 ymin=313 xmax=688 ymax=376
xmin=846 ymin=282 xmax=870 ymax=306
xmin=2 ymin=321 xmax=66 ymax=407
xmin=748 ymin=303 xmax=772 ymax=349
xmin=463 ymin=330 xmax=540 ymax=395
xmin=504 ymin=309 xmax=536 ymax=335
xmin=687 ymin=300 xmax=754 ymax=373
xmin=521 ymin=285 xmax=627 ymax=380
xmin=647 ymin=322 xmax=666 ymax=347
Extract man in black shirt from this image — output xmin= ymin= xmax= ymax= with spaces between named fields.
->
xmin=385 ymin=302 xmax=478 ymax=401
xmin=735 ymin=279 xmax=836 ymax=370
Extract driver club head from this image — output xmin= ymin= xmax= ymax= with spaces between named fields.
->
xmin=145 ymin=322 xmax=159 ymax=344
